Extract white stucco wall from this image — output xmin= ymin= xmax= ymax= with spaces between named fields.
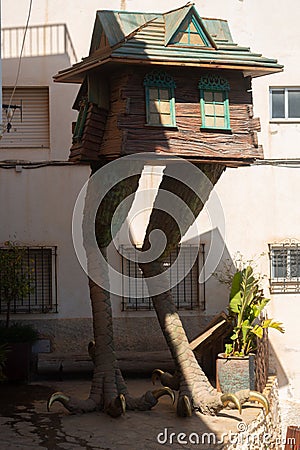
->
xmin=1 ymin=0 xmax=299 ymax=402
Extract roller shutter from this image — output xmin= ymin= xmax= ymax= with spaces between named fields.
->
xmin=1 ymin=87 xmax=49 ymax=148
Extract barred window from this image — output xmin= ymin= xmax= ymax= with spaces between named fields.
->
xmin=0 ymin=246 xmax=57 ymax=314
xmin=121 ymin=245 xmax=205 ymax=310
xmin=269 ymin=243 xmax=300 ymax=293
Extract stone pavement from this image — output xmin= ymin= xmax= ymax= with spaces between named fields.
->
xmin=0 ymin=375 xmax=265 ymax=450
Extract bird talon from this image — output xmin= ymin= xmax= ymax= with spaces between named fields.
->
xmin=249 ymin=391 xmax=269 ymax=415
xmin=152 ymin=387 xmax=175 ymax=404
xmin=151 ymin=369 xmax=164 ymax=385
xmin=221 ymin=393 xmax=242 ymax=414
xmin=47 ymin=392 xmax=70 ymax=411
xmin=177 ymin=395 xmax=192 ymax=417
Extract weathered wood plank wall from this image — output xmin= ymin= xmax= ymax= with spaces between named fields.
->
xmin=70 ymin=65 xmax=262 ymax=164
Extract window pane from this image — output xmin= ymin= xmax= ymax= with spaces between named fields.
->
xmin=149 ymin=100 xmax=159 ymax=113
xmin=205 ymin=116 xmax=215 ymax=127
xmin=177 ymin=32 xmax=189 ymax=44
xmin=190 ymin=33 xmax=205 ymax=45
xmin=160 ymin=114 xmax=172 ymax=125
xmin=272 ymin=250 xmax=287 ymax=278
xmin=159 ymin=89 xmax=170 ymax=101
xmin=204 ymin=104 xmax=214 ymax=115
xmin=214 ymin=92 xmax=224 ymax=102
xmin=215 ymin=104 xmax=225 ymax=116
xmin=189 ymin=22 xmax=197 ymax=33
xmin=271 ymin=90 xmax=285 ymax=118
xmin=160 ymin=101 xmax=171 ymax=114
xmin=149 ymin=113 xmax=160 ymax=124
xmin=204 ymin=91 xmax=213 ymax=102
xmin=149 ymin=88 xmax=158 ymax=100
xmin=290 ymin=249 xmax=300 ymax=278
xmin=288 ymin=90 xmax=300 ymax=118
xmin=215 ymin=117 xmax=225 ymax=128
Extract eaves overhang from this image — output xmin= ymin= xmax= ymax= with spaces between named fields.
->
xmin=54 ymin=54 xmax=283 ymax=84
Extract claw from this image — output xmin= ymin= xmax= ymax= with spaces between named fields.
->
xmin=47 ymin=392 xmax=70 ymax=412
xmin=106 ymin=394 xmax=127 ymax=418
xmin=88 ymin=340 xmax=96 ymax=363
xmin=152 ymin=387 xmax=175 ymax=404
xmin=151 ymin=369 xmax=164 ymax=385
xmin=249 ymin=391 xmax=269 ymax=415
xmin=221 ymin=393 xmax=242 ymax=414
xmin=119 ymin=393 xmax=126 ymax=414
xmin=182 ymin=395 xmax=192 ymax=417
xmin=177 ymin=395 xmax=192 ymax=417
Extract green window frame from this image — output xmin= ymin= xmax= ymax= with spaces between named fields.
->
xmin=144 ymin=71 xmax=176 ymax=127
xmin=199 ymin=75 xmax=230 ymax=130
xmin=171 ymin=15 xmax=210 ymax=47
xmin=73 ymin=96 xmax=89 ymax=143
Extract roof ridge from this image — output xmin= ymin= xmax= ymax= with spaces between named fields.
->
xmin=163 ymin=2 xmax=194 ymax=16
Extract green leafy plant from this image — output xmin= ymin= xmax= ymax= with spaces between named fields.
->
xmin=0 ymin=323 xmax=38 ymax=344
xmin=0 ymin=241 xmax=33 ymax=327
xmin=225 ymin=265 xmax=284 ymax=357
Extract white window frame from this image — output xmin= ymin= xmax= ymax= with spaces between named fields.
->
xmin=270 ymin=87 xmax=300 ymax=121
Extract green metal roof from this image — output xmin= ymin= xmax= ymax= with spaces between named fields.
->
xmin=55 ymin=4 xmax=283 ymax=83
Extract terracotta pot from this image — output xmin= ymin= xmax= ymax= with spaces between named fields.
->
xmin=216 ymin=353 xmax=255 ymax=393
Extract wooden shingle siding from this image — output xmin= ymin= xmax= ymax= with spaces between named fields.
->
xmin=99 ymin=72 xmax=129 ymax=158
xmin=69 ymin=103 xmax=107 ymax=161
xmin=116 ymin=67 xmax=262 ymax=162
xmin=69 ymin=66 xmax=262 ymax=164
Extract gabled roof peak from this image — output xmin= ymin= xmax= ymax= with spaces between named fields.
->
xmin=55 ymin=3 xmax=283 ymax=84
xmin=164 ymin=3 xmax=215 ymax=47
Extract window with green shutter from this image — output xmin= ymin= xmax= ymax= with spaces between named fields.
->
xmin=144 ymin=71 xmax=176 ymax=127
xmin=73 ymin=96 xmax=89 ymax=143
xmin=199 ymin=75 xmax=230 ymax=130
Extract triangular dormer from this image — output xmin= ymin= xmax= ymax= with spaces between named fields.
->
xmin=164 ymin=4 xmax=215 ymax=48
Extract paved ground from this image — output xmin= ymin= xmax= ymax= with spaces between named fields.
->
xmin=0 ymin=374 xmax=264 ymax=450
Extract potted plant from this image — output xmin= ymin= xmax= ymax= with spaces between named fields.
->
xmin=216 ymin=265 xmax=284 ymax=393
xmin=0 ymin=241 xmax=38 ymax=382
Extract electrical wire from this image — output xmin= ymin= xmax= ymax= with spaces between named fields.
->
xmin=4 ymin=0 xmax=33 ymax=132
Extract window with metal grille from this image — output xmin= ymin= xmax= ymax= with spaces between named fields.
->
xmin=1 ymin=87 xmax=50 ymax=148
xmin=0 ymin=246 xmax=57 ymax=314
xmin=144 ymin=71 xmax=176 ymax=127
xmin=121 ymin=244 xmax=205 ymax=310
xmin=270 ymin=87 xmax=300 ymax=120
xmin=199 ymin=75 xmax=230 ymax=130
xmin=269 ymin=243 xmax=300 ymax=293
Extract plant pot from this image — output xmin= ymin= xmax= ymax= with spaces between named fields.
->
xmin=3 ymin=342 xmax=32 ymax=382
xmin=216 ymin=353 xmax=255 ymax=393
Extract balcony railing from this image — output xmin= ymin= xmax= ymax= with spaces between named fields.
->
xmin=2 ymin=23 xmax=77 ymax=63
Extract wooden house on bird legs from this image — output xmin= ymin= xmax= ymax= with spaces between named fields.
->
xmin=54 ymin=3 xmax=282 ymax=168
xmin=53 ymin=3 xmax=282 ymax=379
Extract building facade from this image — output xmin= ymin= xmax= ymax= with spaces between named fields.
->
xmin=1 ymin=1 xmax=299 ymax=430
